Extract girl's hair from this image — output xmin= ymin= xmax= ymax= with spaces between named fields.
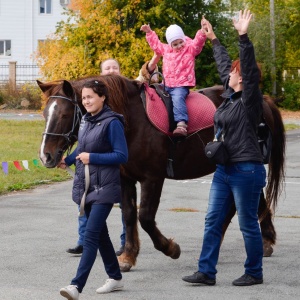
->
xmin=100 ymin=58 xmax=120 ymax=72
xmin=231 ymin=59 xmax=262 ymax=81
xmin=82 ymin=80 xmax=109 ymax=104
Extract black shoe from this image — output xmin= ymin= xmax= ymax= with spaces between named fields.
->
xmin=115 ymin=246 xmax=124 ymax=256
xmin=182 ymin=272 xmax=216 ymax=285
xmin=66 ymin=245 xmax=83 ymax=254
xmin=232 ymin=274 xmax=263 ymax=286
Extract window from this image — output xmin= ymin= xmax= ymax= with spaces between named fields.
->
xmin=0 ymin=40 xmax=11 ymax=56
xmin=40 ymin=0 xmax=52 ymax=14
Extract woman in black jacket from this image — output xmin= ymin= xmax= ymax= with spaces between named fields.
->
xmin=182 ymin=10 xmax=266 ymax=286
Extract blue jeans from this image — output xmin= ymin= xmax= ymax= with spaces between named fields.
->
xmin=78 ymin=206 xmax=87 ymax=246
xmin=78 ymin=205 xmax=125 ymax=247
xmin=165 ymin=86 xmax=189 ymax=123
xmin=71 ymin=203 xmax=122 ymax=293
xmin=198 ymin=162 xmax=266 ymax=280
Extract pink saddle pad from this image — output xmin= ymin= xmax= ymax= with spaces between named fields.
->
xmin=144 ymin=85 xmax=216 ymax=135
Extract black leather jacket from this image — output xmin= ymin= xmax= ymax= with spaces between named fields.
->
xmin=212 ymin=34 xmax=263 ymax=163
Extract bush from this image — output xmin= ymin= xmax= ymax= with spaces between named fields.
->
xmin=280 ymin=79 xmax=300 ymax=110
xmin=0 ymin=82 xmax=42 ymax=110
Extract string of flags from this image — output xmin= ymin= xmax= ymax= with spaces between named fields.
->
xmin=1 ymin=159 xmax=41 ymax=175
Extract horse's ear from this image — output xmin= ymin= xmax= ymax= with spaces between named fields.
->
xmin=62 ymin=80 xmax=75 ymax=98
xmin=36 ymin=80 xmax=50 ymax=93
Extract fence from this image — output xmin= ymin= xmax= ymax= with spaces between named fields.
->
xmin=0 ymin=62 xmax=41 ymax=89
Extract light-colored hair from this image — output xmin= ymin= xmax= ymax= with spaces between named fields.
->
xmin=100 ymin=58 xmax=120 ymax=72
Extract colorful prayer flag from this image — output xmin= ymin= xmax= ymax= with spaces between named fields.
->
xmin=1 ymin=161 xmax=8 ymax=175
xmin=13 ymin=161 xmax=23 ymax=171
xmin=22 ymin=160 xmax=30 ymax=170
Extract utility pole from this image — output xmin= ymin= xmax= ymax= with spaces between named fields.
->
xmin=270 ymin=0 xmax=276 ymax=96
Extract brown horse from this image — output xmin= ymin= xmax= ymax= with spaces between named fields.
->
xmin=37 ymin=75 xmax=285 ymax=272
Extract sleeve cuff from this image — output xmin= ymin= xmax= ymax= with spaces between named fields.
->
xmin=239 ymin=33 xmax=249 ymax=42
xmin=212 ymin=38 xmax=221 ymax=46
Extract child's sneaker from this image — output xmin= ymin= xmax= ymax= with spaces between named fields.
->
xmin=173 ymin=125 xmax=187 ymax=136
xmin=96 ymin=278 xmax=124 ymax=294
xmin=60 ymin=285 xmax=79 ymax=300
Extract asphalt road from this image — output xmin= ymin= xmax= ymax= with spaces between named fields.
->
xmin=0 ymin=130 xmax=299 ymax=300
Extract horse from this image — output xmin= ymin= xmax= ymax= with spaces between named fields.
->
xmin=37 ymin=74 xmax=285 ymax=272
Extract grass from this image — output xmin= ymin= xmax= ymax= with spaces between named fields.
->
xmin=169 ymin=207 xmax=199 ymax=212
xmin=0 ymin=119 xmax=71 ymax=195
xmin=284 ymin=123 xmax=300 ymax=131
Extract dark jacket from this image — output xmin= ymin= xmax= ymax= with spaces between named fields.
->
xmin=72 ymin=105 xmax=128 ymax=205
xmin=212 ymin=34 xmax=263 ymax=163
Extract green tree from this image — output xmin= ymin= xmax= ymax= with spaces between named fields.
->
xmin=228 ymin=0 xmax=300 ymax=103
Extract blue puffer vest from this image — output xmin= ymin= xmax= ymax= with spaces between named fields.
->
xmin=72 ymin=105 xmax=124 ymax=206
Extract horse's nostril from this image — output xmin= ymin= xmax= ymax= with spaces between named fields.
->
xmin=45 ymin=152 xmax=52 ymax=162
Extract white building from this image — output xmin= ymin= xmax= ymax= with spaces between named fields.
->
xmin=0 ymin=0 xmax=70 ymax=80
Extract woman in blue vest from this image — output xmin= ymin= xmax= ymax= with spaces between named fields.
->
xmin=60 ymin=79 xmax=128 ymax=299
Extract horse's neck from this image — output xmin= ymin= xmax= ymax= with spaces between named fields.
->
xmin=200 ymin=85 xmax=224 ymax=108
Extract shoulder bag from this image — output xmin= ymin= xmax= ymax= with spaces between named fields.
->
xmin=204 ymin=127 xmax=229 ymax=165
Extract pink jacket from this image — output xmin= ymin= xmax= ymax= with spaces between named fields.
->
xmin=146 ymin=30 xmax=206 ymax=87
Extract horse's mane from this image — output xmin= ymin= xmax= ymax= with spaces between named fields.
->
xmin=97 ymin=75 xmax=130 ymax=116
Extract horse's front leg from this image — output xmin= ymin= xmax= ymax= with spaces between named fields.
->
xmin=118 ymin=176 xmax=139 ymax=272
xmin=139 ymin=178 xmax=181 ymax=259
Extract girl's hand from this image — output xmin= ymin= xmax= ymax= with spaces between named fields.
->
xmin=233 ymin=9 xmax=253 ymax=35
xmin=140 ymin=24 xmax=151 ymax=33
xmin=201 ymin=18 xmax=217 ymax=41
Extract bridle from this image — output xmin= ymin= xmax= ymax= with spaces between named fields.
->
xmin=43 ymin=94 xmax=83 ymax=155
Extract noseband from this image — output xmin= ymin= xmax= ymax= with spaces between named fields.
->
xmin=43 ymin=94 xmax=83 ymax=155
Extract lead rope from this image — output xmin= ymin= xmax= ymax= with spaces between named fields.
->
xmin=79 ymin=164 xmax=90 ymax=217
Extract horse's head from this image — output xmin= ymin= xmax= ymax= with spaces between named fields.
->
xmin=37 ymin=79 xmax=83 ymax=168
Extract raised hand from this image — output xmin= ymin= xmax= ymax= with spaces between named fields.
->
xmin=140 ymin=24 xmax=151 ymax=33
xmin=201 ymin=17 xmax=217 ymax=41
xmin=233 ymin=9 xmax=253 ymax=35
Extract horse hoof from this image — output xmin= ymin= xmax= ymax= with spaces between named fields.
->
xmin=119 ymin=262 xmax=132 ymax=272
xmin=118 ymin=255 xmax=133 ymax=272
xmin=168 ymin=239 xmax=181 ymax=259
xmin=263 ymin=241 xmax=274 ymax=257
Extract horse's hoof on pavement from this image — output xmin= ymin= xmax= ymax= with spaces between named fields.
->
xmin=263 ymin=241 xmax=274 ymax=257
xmin=119 ymin=262 xmax=132 ymax=272
xmin=168 ymin=239 xmax=181 ymax=259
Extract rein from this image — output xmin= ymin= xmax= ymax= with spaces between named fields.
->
xmin=43 ymin=94 xmax=83 ymax=155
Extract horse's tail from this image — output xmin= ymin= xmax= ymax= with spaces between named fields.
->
xmin=264 ymin=97 xmax=286 ymax=211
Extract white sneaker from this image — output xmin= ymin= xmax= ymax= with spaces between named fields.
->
xmin=60 ymin=285 xmax=79 ymax=300
xmin=96 ymin=278 xmax=124 ymax=294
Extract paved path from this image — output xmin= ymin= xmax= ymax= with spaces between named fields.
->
xmin=0 ymin=111 xmax=43 ymax=120
xmin=0 ymin=131 xmax=299 ymax=300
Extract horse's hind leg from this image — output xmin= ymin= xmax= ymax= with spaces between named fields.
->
xmin=221 ymin=192 xmax=276 ymax=257
xmin=139 ymin=179 xmax=181 ymax=259
xmin=258 ymin=191 xmax=276 ymax=257
xmin=118 ymin=176 xmax=139 ymax=272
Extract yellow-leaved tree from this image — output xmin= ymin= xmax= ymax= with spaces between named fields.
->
xmin=34 ymin=0 xmax=220 ymax=82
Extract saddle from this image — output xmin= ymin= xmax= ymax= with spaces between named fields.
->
xmin=141 ymin=82 xmax=216 ymax=136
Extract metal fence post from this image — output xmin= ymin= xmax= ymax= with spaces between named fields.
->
xmin=9 ymin=61 xmax=17 ymax=91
